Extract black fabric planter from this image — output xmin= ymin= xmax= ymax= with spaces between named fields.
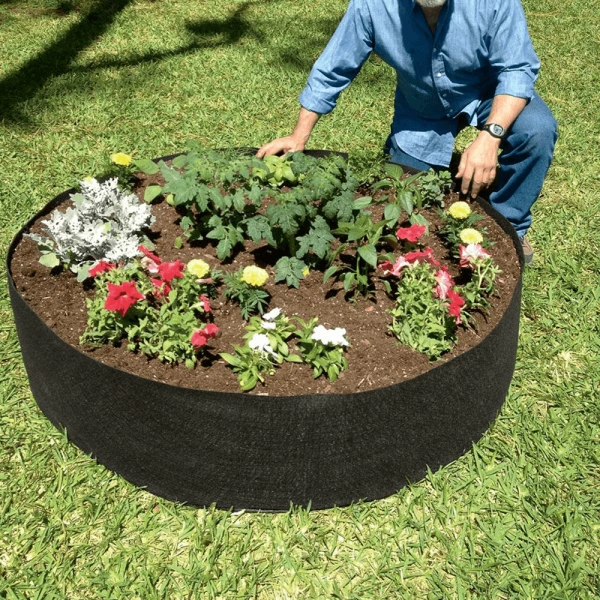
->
xmin=7 ymin=153 xmax=524 ymax=511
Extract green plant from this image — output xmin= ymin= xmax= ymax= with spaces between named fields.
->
xmin=388 ymin=263 xmax=458 ymax=360
xmin=223 ymin=266 xmax=271 ymax=319
xmin=294 ymin=317 xmax=349 ymax=382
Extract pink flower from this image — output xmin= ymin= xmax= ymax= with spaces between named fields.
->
xmin=199 ymin=294 xmax=211 ymax=313
xmin=404 ymin=247 xmax=440 ymax=267
xmin=434 ymin=266 xmax=455 ymax=300
xmin=379 ymin=255 xmax=410 ymax=277
xmin=190 ymin=324 xmax=220 ymax=349
xmin=104 ymin=281 xmax=144 ymax=317
xmin=138 ymin=245 xmax=161 ymax=264
xmin=447 ymin=289 xmax=465 ymax=324
xmin=157 ymin=260 xmax=185 ymax=283
xmin=459 ymin=244 xmax=491 ymax=269
xmin=89 ymin=260 xmax=116 ymax=277
xmin=396 ymin=224 xmax=426 ymax=243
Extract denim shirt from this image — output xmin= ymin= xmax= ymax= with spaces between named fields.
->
xmin=298 ymin=0 xmax=540 ymax=166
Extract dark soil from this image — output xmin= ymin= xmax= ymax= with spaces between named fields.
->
xmin=10 ymin=171 xmax=520 ymax=396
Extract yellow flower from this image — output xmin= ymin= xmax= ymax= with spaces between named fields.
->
xmin=448 ymin=201 xmax=472 ymax=220
xmin=302 ymin=266 xmax=310 ymax=277
xmin=187 ymin=259 xmax=210 ymax=279
xmin=111 ymin=152 xmax=133 ymax=167
xmin=241 ymin=265 xmax=269 ymax=287
xmin=83 ymin=176 xmax=94 ymax=183
xmin=459 ymin=228 xmax=484 ymax=245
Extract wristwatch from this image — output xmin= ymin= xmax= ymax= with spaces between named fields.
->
xmin=482 ymin=123 xmax=505 ymax=139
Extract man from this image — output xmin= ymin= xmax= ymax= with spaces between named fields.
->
xmin=257 ymin=0 xmax=558 ymax=264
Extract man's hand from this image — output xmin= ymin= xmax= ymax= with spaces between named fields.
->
xmin=456 ymin=132 xmax=501 ymax=198
xmin=256 ymin=135 xmax=305 ymax=158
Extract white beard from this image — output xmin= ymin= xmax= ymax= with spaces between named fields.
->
xmin=415 ymin=0 xmax=447 ymax=7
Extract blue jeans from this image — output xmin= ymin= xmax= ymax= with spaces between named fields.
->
xmin=386 ymin=92 xmax=558 ymax=237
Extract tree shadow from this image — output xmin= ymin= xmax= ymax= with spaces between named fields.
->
xmin=0 ymin=0 xmax=135 ymax=123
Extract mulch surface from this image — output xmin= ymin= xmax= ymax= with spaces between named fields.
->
xmin=10 ymin=172 xmax=520 ymax=396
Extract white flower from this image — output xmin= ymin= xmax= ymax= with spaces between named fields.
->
xmin=261 ymin=321 xmax=276 ymax=330
xmin=262 ymin=308 xmax=281 ymax=321
xmin=311 ymin=325 xmax=349 ymax=347
xmin=248 ymin=333 xmax=277 ymax=357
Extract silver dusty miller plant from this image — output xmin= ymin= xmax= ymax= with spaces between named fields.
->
xmin=26 ymin=177 xmax=155 ymax=280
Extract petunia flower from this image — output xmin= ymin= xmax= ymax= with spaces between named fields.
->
xmin=379 ymin=255 xmax=410 ymax=277
xmin=104 ymin=281 xmax=145 ymax=317
xmin=311 ymin=325 xmax=349 ymax=347
xmin=248 ymin=333 xmax=277 ymax=357
xmin=396 ymin=224 xmax=426 ymax=243
xmin=157 ymin=260 xmax=185 ymax=283
xmin=459 ymin=244 xmax=491 ymax=269
xmin=404 ymin=247 xmax=440 ymax=267
xmin=89 ymin=260 xmax=116 ymax=277
xmin=151 ymin=278 xmax=171 ymax=298
xmin=262 ymin=308 xmax=281 ymax=321
xmin=190 ymin=323 xmax=220 ymax=349
xmin=447 ymin=289 xmax=465 ymax=324
xmin=434 ymin=266 xmax=455 ymax=300
xmin=139 ymin=245 xmax=162 ymax=273
xmin=199 ymin=294 xmax=211 ymax=313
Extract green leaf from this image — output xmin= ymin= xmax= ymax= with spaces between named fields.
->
xmin=410 ymin=212 xmax=430 ymax=233
xmin=385 ymin=163 xmax=404 ymax=179
xmin=352 ymin=196 xmax=373 ymax=210
xmin=274 ymin=256 xmax=306 ymax=288
xmin=323 ymin=265 xmax=339 ymax=283
xmin=39 ymin=252 xmax=60 ymax=269
xmin=286 ymin=353 xmax=304 ymax=363
xmin=134 ymin=158 xmax=160 ymax=175
xmin=174 ymin=236 xmax=183 ymax=249
xmin=343 ymin=272 xmax=356 ymax=292
xmin=357 ymin=244 xmax=378 ymax=267
xmin=219 ymin=353 xmax=240 ymax=367
xmin=216 ymin=238 xmax=233 ymax=260
xmin=246 ymin=216 xmax=275 ymax=246
xmin=398 ymin=191 xmax=414 ymax=215
xmin=144 ymin=185 xmax=163 ymax=203
xmin=76 ymin=264 xmax=91 ymax=282
xmin=172 ymin=155 xmax=187 ymax=168
xmin=384 ymin=203 xmax=402 ymax=227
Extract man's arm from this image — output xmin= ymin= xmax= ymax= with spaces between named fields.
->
xmin=457 ymin=94 xmax=527 ymax=198
xmin=256 ymin=108 xmax=320 ymax=158
xmin=256 ymin=0 xmax=373 ymax=158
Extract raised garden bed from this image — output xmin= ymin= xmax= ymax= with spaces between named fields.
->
xmin=7 ymin=149 xmax=523 ymax=510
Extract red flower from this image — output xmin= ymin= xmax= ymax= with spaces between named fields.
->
xmin=447 ymin=289 xmax=465 ymax=324
xmin=404 ymin=247 xmax=440 ymax=267
xmin=138 ymin=245 xmax=162 ymax=264
xmin=396 ymin=224 xmax=426 ymax=243
xmin=157 ymin=260 xmax=185 ymax=284
xmin=379 ymin=255 xmax=410 ymax=277
xmin=190 ymin=324 xmax=220 ymax=349
xmin=151 ymin=278 xmax=172 ymax=298
xmin=199 ymin=294 xmax=211 ymax=313
xmin=104 ymin=281 xmax=145 ymax=317
xmin=89 ymin=260 xmax=116 ymax=277
xmin=459 ymin=244 xmax=491 ymax=269
xmin=434 ymin=266 xmax=455 ymax=300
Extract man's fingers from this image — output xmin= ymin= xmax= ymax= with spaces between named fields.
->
xmin=460 ymin=165 xmax=474 ymax=196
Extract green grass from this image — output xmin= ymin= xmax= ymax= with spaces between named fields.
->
xmin=1 ymin=0 xmax=599 ymax=597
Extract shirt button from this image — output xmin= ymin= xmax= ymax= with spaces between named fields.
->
xmin=437 ymin=72 xmax=442 ymax=77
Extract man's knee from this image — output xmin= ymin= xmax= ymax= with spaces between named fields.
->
xmin=510 ymin=98 xmax=558 ymax=156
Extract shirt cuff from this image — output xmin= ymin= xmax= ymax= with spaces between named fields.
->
xmin=299 ymin=87 xmax=336 ymax=115
xmin=495 ymin=71 xmax=536 ymax=100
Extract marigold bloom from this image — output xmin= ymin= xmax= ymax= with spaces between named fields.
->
xmin=448 ymin=201 xmax=472 ymax=220
xmin=396 ymin=224 xmax=426 ymax=243
xmin=111 ymin=152 xmax=133 ymax=167
xmin=241 ymin=265 xmax=269 ymax=287
xmin=459 ymin=228 xmax=484 ymax=245
xmin=187 ymin=259 xmax=210 ymax=279
xmin=104 ymin=281 xmax=144 ymax=317
xmin=89 ymin=260 xmax=116 ymax=277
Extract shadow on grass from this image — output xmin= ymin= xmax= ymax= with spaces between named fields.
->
xmin=0 ymin=0 xmax=135 ymax=123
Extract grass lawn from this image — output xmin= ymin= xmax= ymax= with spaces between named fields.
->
xmin=1 ymin=0 xmax=599 ymax=597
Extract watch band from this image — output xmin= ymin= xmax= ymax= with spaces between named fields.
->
xmin=483 ymin=123 xmax=505 ymax=139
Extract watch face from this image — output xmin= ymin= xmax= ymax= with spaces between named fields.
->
xmin=489 ymin=123 xmax=504 ymax=137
